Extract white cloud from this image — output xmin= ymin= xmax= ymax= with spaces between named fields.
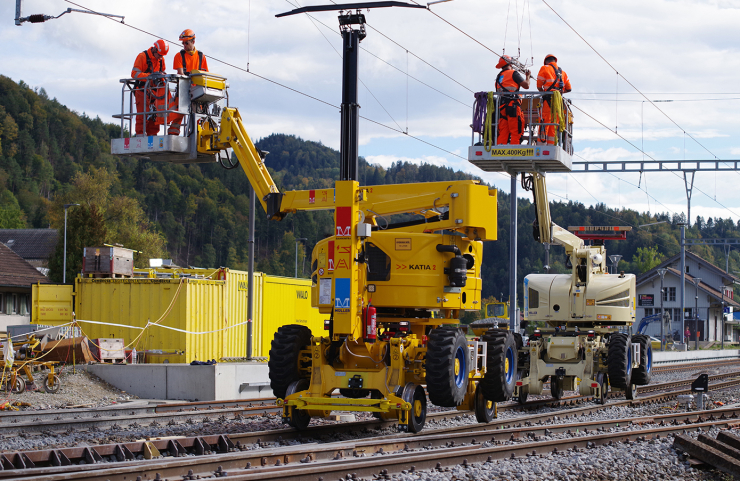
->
xmin=5 ymin=0 xmax=740 ymax=215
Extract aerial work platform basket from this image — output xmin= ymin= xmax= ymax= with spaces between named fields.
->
xmin=468 ymin=91 xmax=573 ymax=174
xmin=110 ymin=71 xmax=229 ymax=163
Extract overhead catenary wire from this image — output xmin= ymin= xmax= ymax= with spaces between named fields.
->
xmin=61 ymin=0 xmax=488 ymax=176
xmin=571 ymin=103 xmax=740 ymax=219
xmin=540 ymin=0 xmax=727 ymax=167
xmin=289 ymin=0 xmax=406 ymax=132
xmin=409 ymin=0 xmax=740 ymax=220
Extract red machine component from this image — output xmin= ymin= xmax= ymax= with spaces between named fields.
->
xmin=568 ymin=225 xmax=632 ymax=241
xmin=363 ymin=305 xmax=377 ymax=343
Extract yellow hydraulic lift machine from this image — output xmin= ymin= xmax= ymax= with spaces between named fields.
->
xmin=111 ymin=2 xmax=520 ymax=432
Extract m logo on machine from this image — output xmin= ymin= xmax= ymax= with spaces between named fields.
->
xmin=309 ymin=190 xmax=316 ymax=204
xmin=328 ymin=241 xmax=335 ymax=271
xmin=147 ymin=136 xmax=154 ymax=150
xmin=336 ymin=207 xmax=351 ymax=237
xmin=334 ymin=278 xmax=350 ymax=311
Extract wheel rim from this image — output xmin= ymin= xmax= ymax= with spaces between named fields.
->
xmin=486 ymin=400 xmax=493 ymax=409
xmin=454 ymin=345 xmax=466 ymax=388
xmin=646 ymin=345 xmax=652 ymax=373
xmin=414 ymin=399 xmax=423 ymax=417
xmin=504 ymin=346 xmax=515 ymax=384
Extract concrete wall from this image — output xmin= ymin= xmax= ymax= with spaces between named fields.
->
xmin=653 ymin=349 xmax=740 ymax=364
xmin=85 ymin=362 xmax=272 ymax=401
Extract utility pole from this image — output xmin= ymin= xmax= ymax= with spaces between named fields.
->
xmin=62 ymin=203 xmax=80 ymax=284
xmin=693 ymin=277 xmax=701 ymax=351
xmin=510 ymin=174 xmax=518 ymax=333
xmin=295 ymin=238 xmax=307 ymax=278
xmin=657 ymin=268 xmax=667 ymax=351
xmin=721 ymin=288 xmax=725 ymax=350
xmin=679 ymin=221 xmax=687 ymax=346
xmin=247 ymin=185 xmax=255 ymax=360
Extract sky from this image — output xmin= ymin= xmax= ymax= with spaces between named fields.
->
xmin=4 ymin=0 xmax=740 ymax=225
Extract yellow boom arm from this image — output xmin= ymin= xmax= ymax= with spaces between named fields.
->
xmin=197 ymin=108 xmax=497 ymax=240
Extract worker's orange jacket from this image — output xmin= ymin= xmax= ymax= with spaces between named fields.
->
xmin=131 ymin=48 xmax=166 ymax=83
xmin=536 ymin=62 xmax=571 ymax=92
xmin=173 ymin=49 xmax=209 ymax=74
xmin=495 ymin=69 xmax=524 ymax=93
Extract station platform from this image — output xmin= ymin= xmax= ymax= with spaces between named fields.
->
xmin=84 ymin=362 xmax=272 ymax=402
xmin=653 ymin=348 xmax=740 ymax=365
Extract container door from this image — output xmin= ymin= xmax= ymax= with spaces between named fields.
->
xmin=32 ymin=284 xmax=74 ymax=325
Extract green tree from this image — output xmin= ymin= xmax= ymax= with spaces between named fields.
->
xmin=632 ymin=245 xmax=665 ymax=274
xmin=48 ymin=204 xmax=107 ymax=283
xmin=0 ymin=189 xmax=25 ymax=228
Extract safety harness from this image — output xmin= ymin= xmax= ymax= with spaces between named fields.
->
xmin=179 ymin=50 xmax=205 ymax=75
xmin=544 ymin=62 xmax=564 ymax=92
xmin=134 ymin=49 xmax=165 ymax=89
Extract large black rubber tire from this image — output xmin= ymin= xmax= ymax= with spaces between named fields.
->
xmin=285 ymin=379 xmax=311 ymax=429
xmin=401 ymin=383 xmax=427 ymax=433
xmin=595 ymin=373 xmax=608 ymax=404
xmin=425 ymin=326 xmax=469 ymax=407
xmin=513 ymin=332 xmax=523 ymax=350
xmin=474 ymin=382 xmax=495 ymax=423
xmin=480 ymin=329 xmax=517 ymax=402
xmin=268 ymin=325 xmax=312 ymax=400
xmin=631 ymin=334 xmax=652 ymax=385
xmin=551 ymin=376 xmax=564 ymax=400
xmin=607 ymin=333 xmax=632 ymax=389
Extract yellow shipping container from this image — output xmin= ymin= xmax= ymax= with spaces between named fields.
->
xmin=32 ymin=269 xmax=324 ymax=363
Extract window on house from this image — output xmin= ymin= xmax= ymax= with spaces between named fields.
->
xmin=686 ymin=266 xmax=690 ymax=273
xmin=644 ymin=308 xmax=653 ymax=317
xmin=19 ymin=295 xmax=28 ymax=316
xmin=673 ymin=308 xmax=682 ymax=322
xmin=684 ymin=308 xmax=692 ymax=319
xmin=0 ymin=293 xmax=4 ymax=314
xmin=11 ymin=294 xmax=17 ymax=315
xmin=669 ymin=287 xmax=676 ymax=301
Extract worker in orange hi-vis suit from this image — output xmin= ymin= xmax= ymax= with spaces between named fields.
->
xmin=495 ymin=55 xmax=531 ymax=145
xmin=536 ymin=54 xmax=571 ymax=145
xmin=168 ymin=29 xmax=210 ymax=135
xmin=131 ymin=40 xmax=169 ymax=137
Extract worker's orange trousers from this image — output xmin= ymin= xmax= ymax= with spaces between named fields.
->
xmin=497 ymin=103 xmax=525 ymax=145
xmin=134 ymin=90 xmax=165 ymax=136
xmin=540 ymin=100 xmax=556 ymax=145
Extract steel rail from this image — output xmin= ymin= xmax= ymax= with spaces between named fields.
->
xmin=5 ymin=376 xmax=740 ymax=480
xmin=7 ymin=402 xmax=740 ymax=480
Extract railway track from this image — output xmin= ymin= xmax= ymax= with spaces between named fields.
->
xmin=2 ymin=373 xmax=740 ymax=480
xmin=0 ymin=364 xmax=736 ymax=437
xmin=4 ymin=397 xmax=740 ymax=480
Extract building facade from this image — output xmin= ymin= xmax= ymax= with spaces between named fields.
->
xmin=0 ymin=242 xmax=51 ymax=332
xmin=636 ymin=251 xmax=739 ymax=343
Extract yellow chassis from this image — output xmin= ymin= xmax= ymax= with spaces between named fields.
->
xmin=279 ymin=334 xmax=489 ymax=429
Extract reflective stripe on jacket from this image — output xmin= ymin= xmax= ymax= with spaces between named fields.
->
xmin=536 ymin=62 xmax=571 ymax=92
xmin=132 ymin=48 xmax=165 ymax=80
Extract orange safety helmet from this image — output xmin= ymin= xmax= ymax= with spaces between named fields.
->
xmin=496 ymin=55 xmax=512 ymax=69
xmin=544 ymin=54 xmax=557 ymax=63
xmin=179 ymin=29 xmax=196 ymax=42
xmin=152 ymin=39 xmax=169 ymax=56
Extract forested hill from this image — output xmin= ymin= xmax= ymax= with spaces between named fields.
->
xmin=1 ymin=75 xmax=739 ymax=302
